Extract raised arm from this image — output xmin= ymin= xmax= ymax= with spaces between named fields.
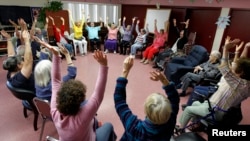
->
xmin=164 ymin=20 xmax=169 ymax=33
xmin=44 ymin=17 xmax=49 ymax=31
xmin=99 ymin=17 xmax=103 ymax=27
xmin=117 ymin=18 xmax=121 ymax=29
xmin=9 ymin=19 xmax=20 ymax=38
xmin=49 ymin=16 xmax=55 ymax=25
xmin=68 ymin=10 xmax=75 ymax=26
xmin=1 ymin=30 xmax=15 ymax=56
xmin=30 ymin=16 xmax=38 ymax=39
xmin=122 ymin=16 xmax=126 ymax=30
xmin=154 ymin=19 xmax=158 ymax=32
xmin=20 ymin=30 xmax=33 ymax=79
xmin=240 ymin=42 xmax=250 ymax=58
xmin=135 ymin=20 xmax=140 ymax=34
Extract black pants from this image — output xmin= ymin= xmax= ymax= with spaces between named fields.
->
xmin=90 ymin=38 xmax=101 ymax=52
xmin=119 ymin=40 xmax=130 ymax=55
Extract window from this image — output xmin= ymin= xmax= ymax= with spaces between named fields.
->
xmin=63 ymin=1 xmax=121 ymax=27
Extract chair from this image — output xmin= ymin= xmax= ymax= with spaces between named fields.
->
xmin=183 ymin=32 xmax=197 ymax=55
xmin=164 ymin=45 xmax=209 ymax=85
xmin=6 ymin=81 xmax=39 ymax=131
xmin=69 ymin=33 xmax=87 ymax=55
xmin=64 ymin=31 xmax=76 ymax=56
xmin=33 ymin=97 xmax=53 ymax=141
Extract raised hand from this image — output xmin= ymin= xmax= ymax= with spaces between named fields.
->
xmin=123 ymin=56 xmax=134 ymax=72
xmin=236 ymin=41 xmax=244 ymax=52
xmin=21 ymin=30 xmax=30 ymax=42
xmin=57 ymin=43 xmax=69 ymax=56
xmin=137 ymin=20 xmax=140 ymax=24
xmin=0 ymin=30 xmax=11 ymax=40
xmin=224 ymin=38 xmax=241 ymax=50
xmin=123 ymin=16 xmax=126 ymax=21
xmin=93 ymin=50 xmax=107 ymax=66
xmin=150 ymin=71 xmax=169 ymax=85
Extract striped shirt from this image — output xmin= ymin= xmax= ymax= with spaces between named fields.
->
xmin=209 ymin=65 xmax=250 ymax=110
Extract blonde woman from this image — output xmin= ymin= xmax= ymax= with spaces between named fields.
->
xmin=113 ymin=56 xmax=180 ymax=140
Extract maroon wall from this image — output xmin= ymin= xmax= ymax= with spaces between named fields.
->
xmin=122 ymin=5 xmax=221 ymax=52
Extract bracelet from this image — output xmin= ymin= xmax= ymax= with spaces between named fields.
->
xmin=68 ymin=63 xmax=73 ymax=65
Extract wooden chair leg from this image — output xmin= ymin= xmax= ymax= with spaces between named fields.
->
xmin=33 ymin=111 xmax=39 ymax=131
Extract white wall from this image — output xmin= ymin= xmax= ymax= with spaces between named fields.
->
xmin=0 ymin=0 xmax=46 ymax=7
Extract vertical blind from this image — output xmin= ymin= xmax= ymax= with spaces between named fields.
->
xmin=62 ymin=1 xmax=121 ymax=27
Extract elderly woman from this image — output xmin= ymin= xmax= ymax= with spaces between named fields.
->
xmin=177 ymin=38 xmax=250 ymax=133
xmin=104 ymin=17 xmax=121 ymax=54
xmin=119 ymin=16 xmax=135 ymax=55
xmin=177 ymin=50 xmax=222 ymax=96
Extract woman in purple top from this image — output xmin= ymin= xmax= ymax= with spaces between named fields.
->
xmin=49 ymin=46 xmax=116 ymax=141
xmin=119 ymin=17 xmax=135 ymax=55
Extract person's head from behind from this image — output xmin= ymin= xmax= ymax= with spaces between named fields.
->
xmin=57 ymin=79 xmax=87 ymax=115
xmin=3 ymin=55 xmax=23 ymax=72
xmin=35 ymin=27 xmax=42 ymax=35
xmin=234 ymin=58 xmax=250 ymax=81
xmin=180 ymin=30 xmax=184 ymax=38
xmin=144 ymin=93 xmax=172 ymax=124
xmin=16 ymin=45 xmax=25 ymax=56
xmin=209 ymin=50 xmax=221 ymax=63
xmin=34 ymin=60 xmax=52 ymax=87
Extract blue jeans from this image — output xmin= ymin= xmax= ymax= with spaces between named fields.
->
xmin=96 ymin=122 xmax=117 ymax=141
xmin=63 ymin=43 xmax=74 ymax=54
xmin=187 ymin=85 xmax=217 ymax=106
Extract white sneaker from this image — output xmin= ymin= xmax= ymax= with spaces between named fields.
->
xmin=114 ymin=51 xmax=116 ymax=54
xmin=104 ymin=50 xmax=108 ymax=54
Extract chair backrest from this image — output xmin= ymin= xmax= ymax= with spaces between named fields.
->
xmin=6 ymin=81 xmax=36 ymax=101
xmin=33 ymin=97 xmax=51 ymax=119
xmin=183 ymin=45 xmax=209 ymax=67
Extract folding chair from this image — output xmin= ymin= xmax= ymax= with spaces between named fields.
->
xmin=33 ymin=97 xmax=53 ymax=141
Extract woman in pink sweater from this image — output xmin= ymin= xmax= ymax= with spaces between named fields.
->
xmin=49 ymin=46 xmax=116 ymax=141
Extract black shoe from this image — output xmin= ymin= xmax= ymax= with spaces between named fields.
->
xmin=176 ymin=83 xmax=182 ymax=89
xmin=175 ymin=125 xmax=185 ymax=136
xmin=152 ymin=65 xmax=160 ymax=68
xmin=179 ymin=91 xmax=186 ymax=97
xmin=157 ymin=67 xmax=164 ymax=71
xmin=71 ymin=56 xmax=77 ymax=60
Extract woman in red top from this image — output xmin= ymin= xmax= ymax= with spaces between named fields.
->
xmin=141 ymin=19 xmax=169 ymax=64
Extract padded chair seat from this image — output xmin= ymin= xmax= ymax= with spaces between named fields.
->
xmin=173 ymin=132 xmax=206 ymax=141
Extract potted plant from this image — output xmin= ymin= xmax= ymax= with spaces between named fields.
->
xmin=38 ymin=0 xmax=63 ymax=23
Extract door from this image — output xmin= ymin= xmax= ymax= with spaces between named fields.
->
xmin=187 ymin=8 xmax=221 ymax=52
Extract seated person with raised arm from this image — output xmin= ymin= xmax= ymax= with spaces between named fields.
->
xmin=48 ymin=16 xmax=76 ymax=60
xmin=140 ymin=19 xmax=169 ymax=65
xmin=130 ymin=19 xmax=149 ymax=58
xmin=119 ymin=16 xmax=135 ymax=55
xmin=104 ymin=17 xmax=121 ymax=54
xmin=69 ymin=9 xmax=88 ymax=56
xmin=114 ymin=56 xmax=179 ymax=140
xmin=85 ymin=17 xmax=103 ymax=52
xmin=176 ymin=38 xmax=250 ymax=134
xmin=2 ymin=29 xmax=35 ymax=92
xmin=152 ymin=18 xmax=190 ymax=70
xmin=34 ymin=37 xmax=77 ymax=101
